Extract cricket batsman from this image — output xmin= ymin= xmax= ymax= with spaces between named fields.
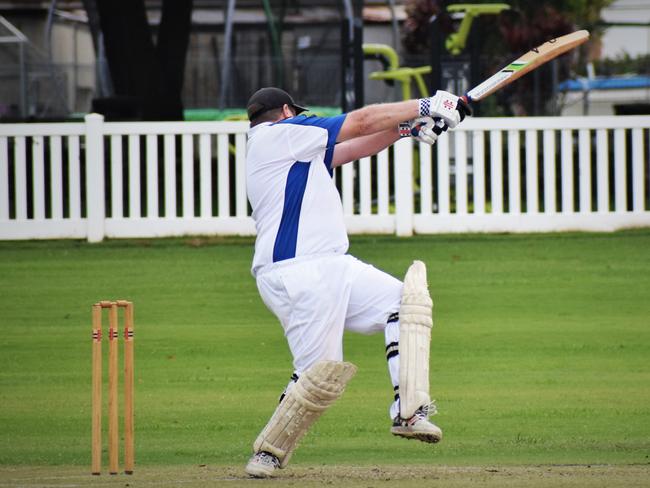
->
xmin=243 ymin=87 xmax=471 ymax=477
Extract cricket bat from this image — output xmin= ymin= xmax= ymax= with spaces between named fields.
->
xmin=463 ymin=30 xmax=590 ymax=103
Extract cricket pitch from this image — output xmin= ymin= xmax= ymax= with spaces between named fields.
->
xmin=1 ymin=464 xmax=648 ymax=488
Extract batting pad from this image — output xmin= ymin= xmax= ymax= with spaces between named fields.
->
xmin=253 ymin=360 xmax=357 ymax=467
xmin=399 ymin=260 xmax=433 ymax=419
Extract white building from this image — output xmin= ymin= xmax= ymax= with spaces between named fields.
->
xmin=601 ymin=0 xmax=650 ymax=58
xmin=559 ymin=0 xmax=650 ymax=115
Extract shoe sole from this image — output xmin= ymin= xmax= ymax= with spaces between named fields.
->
xmin=245 ymin=464 xmax=276 ymax=478
xmin=391 ymin=428 xmax=442 ymax=444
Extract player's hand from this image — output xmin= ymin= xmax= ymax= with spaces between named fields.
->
xmin=409 ymin=116 xmax=448 ymax=145
xmin=419 ymin=90 xmax=472 ymax=129
xmin=457 ymin=97 xmax=472 ymax=121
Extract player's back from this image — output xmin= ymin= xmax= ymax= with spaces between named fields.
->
xmin=246 ymin=116 xmax=349 ymax=276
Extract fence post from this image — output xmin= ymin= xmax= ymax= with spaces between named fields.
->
xmin=394 ymin=137 xmax=414 ymax=236
xmin=85 ymin=113 xmax=105 ymax=243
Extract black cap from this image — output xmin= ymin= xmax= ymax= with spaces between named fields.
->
xmin=246 ymin=87 xmax=308 ymax=121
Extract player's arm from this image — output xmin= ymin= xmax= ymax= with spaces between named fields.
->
xmin=336 ymin=91 xmax=471 ymax=143
xmin=331 ymin=128 xmax=399 ymax=168
xmin=332 ymin=117 xmax=450 ymax=168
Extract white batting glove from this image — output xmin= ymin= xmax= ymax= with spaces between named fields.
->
xmin=418 ymin=90 xmax=471 ymax=129
xmin=398 ymin=117 xmax=448 ymax=145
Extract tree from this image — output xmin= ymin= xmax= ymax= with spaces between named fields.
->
xmin=83 ymin=0 xmax=193 ymax=120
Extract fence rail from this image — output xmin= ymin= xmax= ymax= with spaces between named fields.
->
xmin=1 ymin=114 xmax=649 ymax=242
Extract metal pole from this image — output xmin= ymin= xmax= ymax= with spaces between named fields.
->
xmin=45 ymin=0 xmax=56 ymax=62
xmin=97 ymin=32 xmax=114 ymax=97
xmin=19 ymin=41 xmax=27 ymax=118
xmin=341 ymin=0 xmax=355 ymax=111
xmin=387 ymin=0 xmax=401 ymax=101
xmin=262 ymin=0 xmax=283 ymax=87
xmin=551 ymin=58 xmax=558 ymax=115
xmin=218 ymin=0 xmax=236 ymax=109
xmin=73 ymin=23 xmax=78 ymax=113
xmin=353 ymin=3 xmax=364 ymax=108
xmin=387 ymin=0 xmax=398 ymax=52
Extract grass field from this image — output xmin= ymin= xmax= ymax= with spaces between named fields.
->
xmin=0 ymin=231 xmax=649 ymax=486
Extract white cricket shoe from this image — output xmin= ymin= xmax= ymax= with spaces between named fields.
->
xmin=245 ymin=451 xmax=280 ymax=478
xmin=391 ymin=403 xmax=442 ymax=443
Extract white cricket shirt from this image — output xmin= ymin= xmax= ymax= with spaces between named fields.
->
xmin=246 ymin=114 xmax=348 ymax=276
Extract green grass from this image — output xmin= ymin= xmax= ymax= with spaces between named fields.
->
xmin=0 ymin=231 xmax=649 ymax=469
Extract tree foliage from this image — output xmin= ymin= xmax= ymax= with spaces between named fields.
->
xmin=588 ymin=53 xmax=650 ymax=76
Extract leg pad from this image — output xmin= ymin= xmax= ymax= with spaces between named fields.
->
xmin=399 ymin=260 xmax=433 ymax=419
xmin=253 ymin=360 xmax=357 ymax=467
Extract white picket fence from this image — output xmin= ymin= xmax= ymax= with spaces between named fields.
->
xmin=0 ymin=113 xmax=649 ymax=242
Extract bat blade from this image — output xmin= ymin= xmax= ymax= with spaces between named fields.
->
xmin=465 ymin=30 xmax=589 ymax=103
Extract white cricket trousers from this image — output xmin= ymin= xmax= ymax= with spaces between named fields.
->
xmin=256 ymin=253 xmax=402 ymax=416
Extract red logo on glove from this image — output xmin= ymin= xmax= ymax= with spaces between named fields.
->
xmin=443 ymin=99 xmax=455 ymax=111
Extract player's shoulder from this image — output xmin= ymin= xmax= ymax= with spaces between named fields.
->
xmin=277 ymin=115 xmax=324 ymax=127
xmin=278 ymin=114 xmax=347 ymax=130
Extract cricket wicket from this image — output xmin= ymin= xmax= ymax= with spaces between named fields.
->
xmin=91 ymin=300 xmax=135 ymax=475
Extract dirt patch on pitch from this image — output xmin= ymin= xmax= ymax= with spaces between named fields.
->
xmin=1 ymin=464 xmax=649 ymax=487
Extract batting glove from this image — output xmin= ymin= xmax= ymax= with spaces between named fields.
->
xmin=418 ymin=90 xmax=472 ymax=129
xmin=398 ymin=117 xmax=448 ymax=145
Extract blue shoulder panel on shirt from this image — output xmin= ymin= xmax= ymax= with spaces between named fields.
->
xmin=278 ymin=114 xmax=347 ymax=172
xmin=273 ymin=161 xmax=311 ymax=263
